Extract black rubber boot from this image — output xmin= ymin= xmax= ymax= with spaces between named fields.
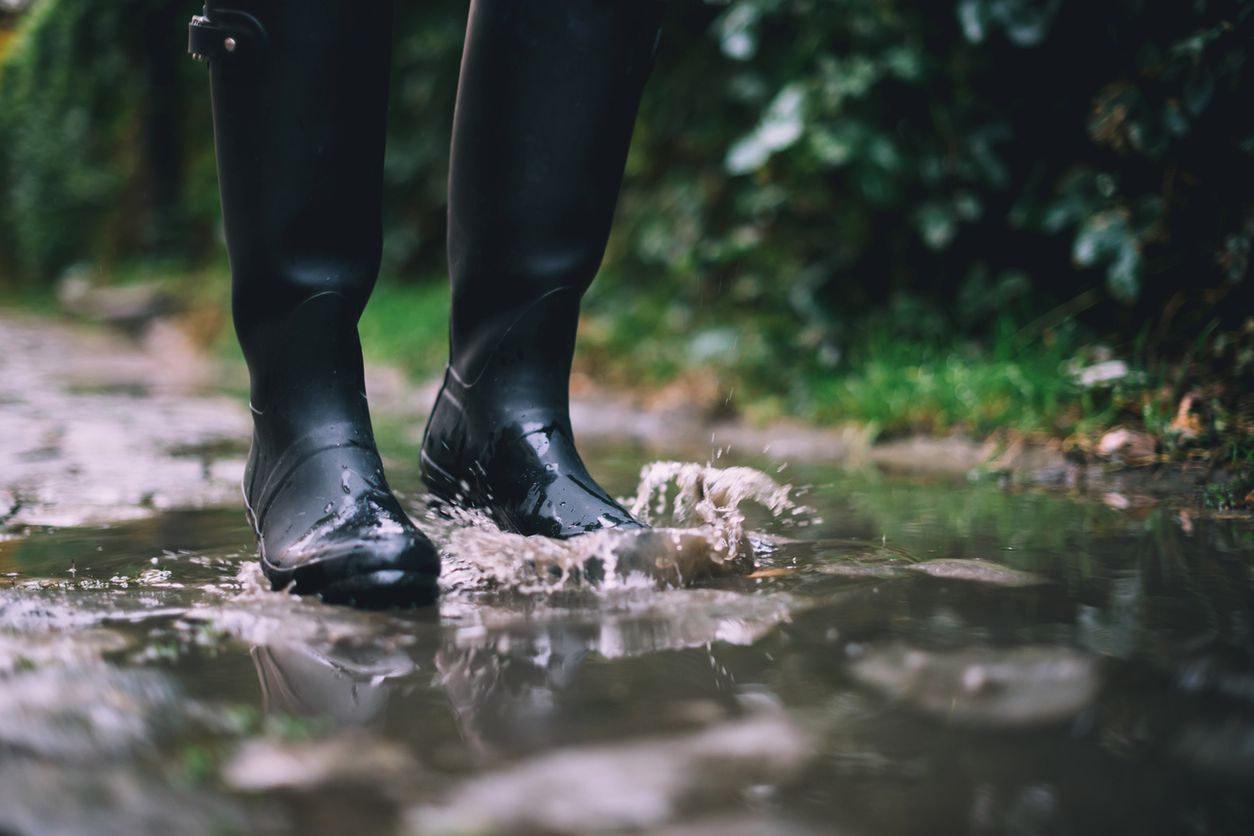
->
xmin=191 ymin=1 xmax=439 ymax=606
xmin=420 ymin=0 xmax=664 ymax=539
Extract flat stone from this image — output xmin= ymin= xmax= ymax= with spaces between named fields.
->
xmin=407 ymin=711 xmax=813 ymax=835
xmin=0 ymin=663 xmax=181 ymax=760
xmin=904 ymin=559 xmax=1049 ymax=587
xmin=850 ymin=643 xmax=1098 ymax=728
xmin=223 ymin=731 xmax=419 ymax=793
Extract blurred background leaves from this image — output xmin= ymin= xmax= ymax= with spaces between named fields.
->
xmin=0 ymin=0 xmax=1250 ymax=444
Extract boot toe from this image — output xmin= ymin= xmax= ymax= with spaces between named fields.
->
xmin=259 ymin=490 xmax=441 ymax=606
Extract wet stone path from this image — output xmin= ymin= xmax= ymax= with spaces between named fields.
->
xmin=1 ymin=313 xmax=1253 ymax=835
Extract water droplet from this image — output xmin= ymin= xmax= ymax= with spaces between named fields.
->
xmin=341 ymin=472 xmax=351 ymax=494
xmin=323 ymin=502 xmax=334 ymax=514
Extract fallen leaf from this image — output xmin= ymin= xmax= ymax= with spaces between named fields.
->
xmin=1168 ymin=392 xmax=1203 ymax=438
xmin=746 ymin=567 xmax=795 ymax=579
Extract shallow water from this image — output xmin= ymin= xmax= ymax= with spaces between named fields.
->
xmin=2 ymin=427 xmax=1252 ymax=836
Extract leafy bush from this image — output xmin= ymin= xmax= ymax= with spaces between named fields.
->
xmin=0 ymin=0 xmax=217 ymax=280
xmin=606 ymin=0 xmax=1252 ymax=361
xmin=1 ymin=0 xmax=1250 ymax=363
xmin=0 ymin=0 xmax=132 ymax=279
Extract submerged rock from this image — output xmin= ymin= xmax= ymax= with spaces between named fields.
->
xmin=849 ymin=643 xmax=1098 ymax=728
xmin=0 ymin=628 xmax=130 ymax=674
xmin=904 ymin=559 xmax=1049 ymax=588
xmin=0 ymin=759 xmax=248 ymax=836
xmin=0 ymin=663 xmax=181 ymax=759
xmin=816 ymin=559 xmax=907 ymax=580
xmin=223 ymin=731 xmax=419 ymax=794
xmin=406 ymin=710 xmax=814 ymax=835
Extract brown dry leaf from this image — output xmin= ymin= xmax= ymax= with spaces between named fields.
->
xmin=746 ymin=567 xmax=796 ymax=579
xmin=1168 ymin=393 xmax=1203 ymax=439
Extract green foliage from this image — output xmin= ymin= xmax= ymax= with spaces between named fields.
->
xmin=0 ymin=0 xmax=216 ymax=281
xmin=809 ymin=322 xmax=1085 ymax=436
xmin=0 ymin=0 xmax=131 ymax=278
xmin=357 ymin=277 xmax=451 ymax=379
xmin=610 ymin=0 xmax=1252 ymax=355
xmin=380 ymin=2 xmax=466 ymax=273
xmin=0 ymin=0 xmax=1250 ymax=434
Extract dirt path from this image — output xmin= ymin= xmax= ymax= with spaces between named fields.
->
xmin=0 ymin=310 xmax=1230 ymax=539
xmin=0 ymin=313 xmax=249 ymax=530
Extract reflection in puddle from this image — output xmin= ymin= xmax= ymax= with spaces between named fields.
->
xmin=848 ymin=642 xmax=1099 ymax=728
xmin=1 ymin=450 xmax=1253 ymax=834
xmin=252 ymin=643 xmax=416 ymax=725
xmin=409 ymin=705 xmax=813 ymax=835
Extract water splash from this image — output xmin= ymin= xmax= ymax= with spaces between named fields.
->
xmin=430 ymin=461 xmax=810 ymax=596
xmin=629 ymin=460 xmax=803 ymax=530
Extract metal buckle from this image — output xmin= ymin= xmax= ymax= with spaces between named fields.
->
xmin=188 ymin=10 xmax=267 ymax=64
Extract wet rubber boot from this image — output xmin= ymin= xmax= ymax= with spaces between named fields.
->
xmin=420 ymin=0 xmax=664 ymax=539
xmin=190 ymin=1 xmax=440 ymax=606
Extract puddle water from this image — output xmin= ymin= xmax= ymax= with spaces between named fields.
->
xmin=2 ymin=435 xmax=1252 ymax=836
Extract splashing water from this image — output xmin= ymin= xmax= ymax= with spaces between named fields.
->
xmin=629 ymin=460 xmax=805 ymax=531
xmin=430 ymin=461 xmax=811 ymax=596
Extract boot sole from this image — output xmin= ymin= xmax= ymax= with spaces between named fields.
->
xmin=315 ymin=569 xmax=440 ymax=609
xmin=261 ymin=550 xmax=440 ymax=609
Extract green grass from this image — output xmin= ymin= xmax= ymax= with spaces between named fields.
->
xmin=357 ymin=277 xmax=450 ymax=379
xmin=575 ymin=275 xmax=1125 ymax=439
xmin=805 ymin=330 xmax=1100 ymax=438
xmin=0 ymin=261 xmax=1151 ymax=444
xmin=0 ymin=278 xmax=60 ymax=313
xmin=194 ymin=271 xmax=451 ymax=390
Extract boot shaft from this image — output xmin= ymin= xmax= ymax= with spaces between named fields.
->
xmin=447 ymin=0 xmax=664 ymax=392
xmin=420 ymin=0 xmax=662 ymax=538
xmin=200 ymin=0 xmax=393 ymax=328
xmin=195 ymin=1 xmax=394 ymax=449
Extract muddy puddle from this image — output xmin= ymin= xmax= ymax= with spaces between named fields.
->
xmin=2 ymin=316 xmax=1254 ymax=835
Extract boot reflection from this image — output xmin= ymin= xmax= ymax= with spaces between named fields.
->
xmin=246 ymin=626 xmax=601 ymax=751
xmin=437 ymin=624 xmax=601 ymax=758
xmin=250 ymin=642 xmax=416 ymax=725
xmin=249 ymin=595 xmax=786 ymax=752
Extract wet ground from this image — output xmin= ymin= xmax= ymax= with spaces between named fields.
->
xmin=2 ymin=314 xmax=1254 ymax=835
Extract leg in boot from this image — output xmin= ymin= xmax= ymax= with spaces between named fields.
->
xmin=421 ymin=0 xmax=663 ymax=538
xmin=191 ymin=0 xmax=439 ymax=605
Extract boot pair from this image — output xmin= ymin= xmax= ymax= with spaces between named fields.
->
xmin=193 ymin=0 xmax=662 ymax=606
